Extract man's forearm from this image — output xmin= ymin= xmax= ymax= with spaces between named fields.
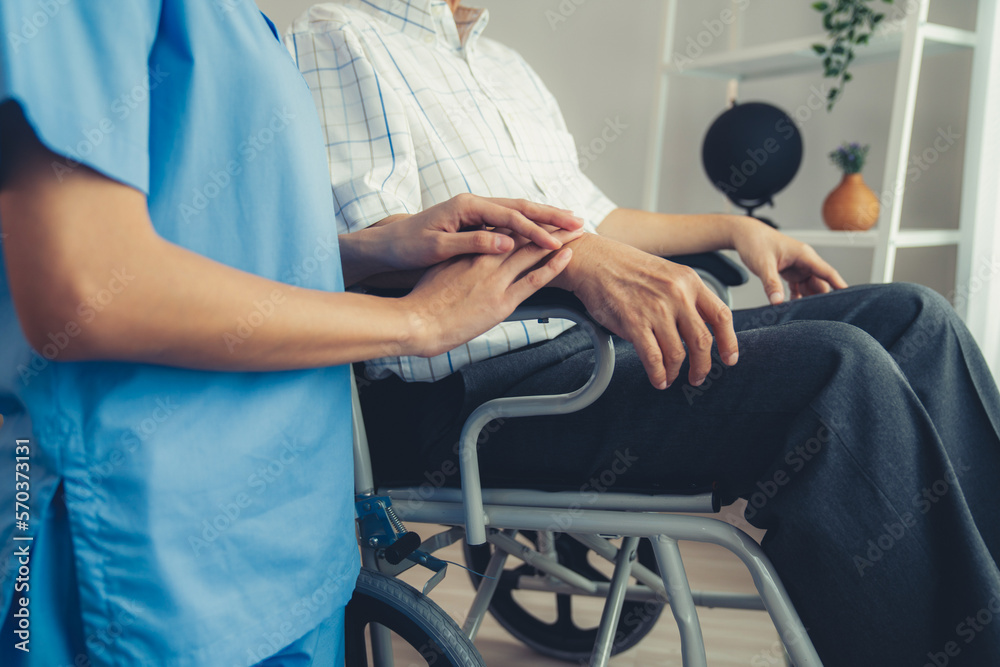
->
xmin=596 ymin=208 xmax=754 ymax=257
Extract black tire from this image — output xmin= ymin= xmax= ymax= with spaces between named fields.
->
xmin=464 ymin=532 xmax=664 ymax=662
xmin=346 ymin=568 xmax=486 ymax=667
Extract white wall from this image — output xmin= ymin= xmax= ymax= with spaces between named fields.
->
xmin=256 ymin=0 xmax=310 ymax=33
xmin=260 ymin=0 xmax=984 ymax=312
xmin=986 ymin=171 xmax=1000 ymax=373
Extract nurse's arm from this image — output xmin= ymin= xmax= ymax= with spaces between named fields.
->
xmin=0 ymin=104 xmax=572 ymax=369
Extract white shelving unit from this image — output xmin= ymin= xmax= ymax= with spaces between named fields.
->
xmin=643 ymin=0 xmax=999 ymax=323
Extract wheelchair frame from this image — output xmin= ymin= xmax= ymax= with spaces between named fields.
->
xmin=353 ymin=276 xmax=824 ymax=666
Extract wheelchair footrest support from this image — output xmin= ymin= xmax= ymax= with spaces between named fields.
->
xmin=651 ymin=535 xmax=708 ymax=667
xmin=463 ymin=531 xmax=515 ymax=641
xmin=590 ymin=536 xmax=640 ymax=667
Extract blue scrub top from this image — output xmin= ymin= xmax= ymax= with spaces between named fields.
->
xmin=0 ymin=1 xmax=359 ymax=663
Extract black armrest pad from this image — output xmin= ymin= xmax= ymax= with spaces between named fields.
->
xmin=364 ymin=287 xmax=413 ymax=300
xmin=365 ymin=286 xmax=587 ymax=312
xmin=665 ymin=252 xmax=749 ymax=287
xmin=366 ymin=253 xmax=747 ymax=308
xmin=518 ymin=288 xmax=587 ymax=312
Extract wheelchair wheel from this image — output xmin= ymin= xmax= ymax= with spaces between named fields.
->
xmin=464 ymin=532 xmax=664 ymax=662
xmin=346 ymin=568 xmax=486 ymax=667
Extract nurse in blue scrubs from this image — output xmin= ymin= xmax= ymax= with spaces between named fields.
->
xmin=0 ymin=1 xmax=579 ymax=664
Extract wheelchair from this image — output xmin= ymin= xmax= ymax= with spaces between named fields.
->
xmin=348 ymin=253 xmax=825 ymax=666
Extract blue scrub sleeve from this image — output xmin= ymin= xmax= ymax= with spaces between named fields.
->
xmin=0 ymin=1 xmax=163 ymax=193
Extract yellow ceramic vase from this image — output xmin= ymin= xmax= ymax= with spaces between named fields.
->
xmin=822 ymin=172 xmax=880 ymax=231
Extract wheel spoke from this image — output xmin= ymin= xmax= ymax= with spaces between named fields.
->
xmin=554 ymin=593 xmax=578 ymax=632
xmin=348 ymin=569 xmax=486 ymax=667
xmin=463 ymin=534 xmax=665 ymax=661
xmin=560 ymin=537 xmax=609 ymax=583
xmin=344 ymin=617 xmax=370 ymax=667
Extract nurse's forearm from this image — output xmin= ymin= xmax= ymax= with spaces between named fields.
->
xmin=0 ymin=110 xmax=470 ymax=369
xmin=596 ymin=208 xmax=754 ymax=256
xmin=1 ymin=208 xmax=430 ymax=369
xmin=94 ymin=249 xmax=432 ymax=369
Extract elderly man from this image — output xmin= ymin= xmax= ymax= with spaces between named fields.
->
xmin=286 ymin=1 xmax=1000 ymax=664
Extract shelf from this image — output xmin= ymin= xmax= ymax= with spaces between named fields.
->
xmin=646 ymin=0 xmax=988 ymax=296
xmin=894 ymin=228 xmax=963 ymax=248
xmin=784 ymin=228 xmax=961 ymax=248
xmin=785 ymin=229 xmax=879 ymax=247
xmin=667 ymin=21 xmax=976 ymax=81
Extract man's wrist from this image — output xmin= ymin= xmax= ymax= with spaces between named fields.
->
xmin=546 ymin=232 xmax=596 ymax=293
xmin=337 ymin=231 xmax=370 ymax=286
xmin=339 ymin=224 xmax=399 ymax=285
xmin=722 ymin=215 xmax=757 ymax=250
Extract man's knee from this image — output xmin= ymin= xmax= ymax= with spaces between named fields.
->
xmin=792 ymin=320 xmax=896 ymax=376
xmin=895 ymin=281 xmax=950 ymax=307
xmin=876 ymin=282 xmax=954 ymax=320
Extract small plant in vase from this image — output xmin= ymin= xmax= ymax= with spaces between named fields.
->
xmin=822 ymin=142 xmax=880 ymax=231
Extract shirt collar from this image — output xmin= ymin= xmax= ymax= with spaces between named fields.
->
xmin=350 ymin=0 xmax=489 ymax=52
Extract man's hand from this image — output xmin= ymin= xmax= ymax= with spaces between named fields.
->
xmin=340 ymin=195 xmax=584 ymax=284
xmin=401 ymin=230 xmax=577 ymax=358
xmin=555 ymin=235 xmax=739 ymax=390
xmin=731 ymin=218 xmax=848 ymax=304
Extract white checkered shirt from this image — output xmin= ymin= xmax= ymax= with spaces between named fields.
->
xmin=287 ymin=0 xmax=618 ymax=382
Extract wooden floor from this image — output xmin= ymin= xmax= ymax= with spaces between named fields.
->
xmin=390 ymin=502 xmax=789 ymax=666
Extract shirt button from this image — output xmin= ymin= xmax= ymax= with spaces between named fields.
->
xmin=423 ymin=34 xmax=436 ymax=45
xmin=431 ymin=3 xmax=446 ymax=15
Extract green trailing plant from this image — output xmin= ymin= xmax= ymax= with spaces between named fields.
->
xmin=829 ymin=142 xmax=870 ymax=174
xmin=811 ymin=0 xmax=896 ymax=111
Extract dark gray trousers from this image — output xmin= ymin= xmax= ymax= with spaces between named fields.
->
xmin=359 ymin=282 xmax=1000 ymax=665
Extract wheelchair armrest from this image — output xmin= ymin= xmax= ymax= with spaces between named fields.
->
xmin=365 ymin=286 xmax=589 ymax=311
xmin=459 ymin=291 xmax=616 ymax=545
xmin=666 ymin=252 xmax=749 ymax=287
xmin=516 ymin=287 xmax=590 ymax=312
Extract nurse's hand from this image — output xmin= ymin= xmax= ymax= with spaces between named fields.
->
xmin=399 ymin=231 xmax=576 ymax=358
xmin=339 ymin=194 xmax=585 ymax=285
